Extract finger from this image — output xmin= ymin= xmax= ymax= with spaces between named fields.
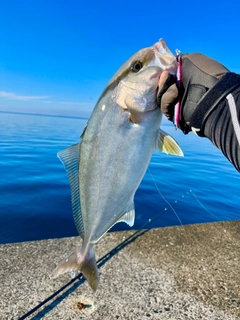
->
xmin=160 ymin=83 xmax=178 ymax=121
xmin=157 ymin=73 xmax=176 ymax=109
xmin=157 ymin=73 xmax=176 ymax=97
xmin=158 ymin=70 xmax=170 ymax=90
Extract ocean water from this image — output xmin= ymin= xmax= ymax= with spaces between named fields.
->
xmin=0 ymin=111 xmax=239 ymax=244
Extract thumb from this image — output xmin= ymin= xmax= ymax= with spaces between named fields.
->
xmin=157 ymin=71 xmax=178 ymax=122
xmin=158 ymin=71 xmax=171 ymax=89
xmin=157 ymin=71 xmax=176 ymax=98
xmin=158 ymin=71 xmax=174 ymax=94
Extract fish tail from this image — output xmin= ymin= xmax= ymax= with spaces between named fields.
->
xmin=52 ymin=245 xmax=99 ymax=292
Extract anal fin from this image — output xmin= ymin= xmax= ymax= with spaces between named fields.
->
xmin=116 ymin=202 xmax=135 ymax=227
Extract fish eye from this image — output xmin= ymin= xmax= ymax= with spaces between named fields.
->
xmin=131 ymin=60 xmax=143 ymax=73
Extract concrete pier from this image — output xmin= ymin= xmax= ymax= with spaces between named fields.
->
xmin=1 ymin=220 xmax=240 ymax=319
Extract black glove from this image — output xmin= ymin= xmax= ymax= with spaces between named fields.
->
xmin=158 ymin=53 xmax=229 ymax=133
xmin=157 ymin=71 xmax=178 ymax=122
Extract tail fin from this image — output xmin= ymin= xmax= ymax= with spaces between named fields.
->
xmin=52 ymin=246 xmax=99 ymax=292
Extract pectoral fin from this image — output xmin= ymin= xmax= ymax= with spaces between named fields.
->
xmin=156 ymin=129 xmax=184 ymax=156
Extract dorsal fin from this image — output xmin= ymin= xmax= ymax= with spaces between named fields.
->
xmin=80 ymin=124 xmax=87 ymax=139
xmin=57 ymin=143 xmax=84 ymax=238
xmin=156 ymin=129 xmax=184 ymax=156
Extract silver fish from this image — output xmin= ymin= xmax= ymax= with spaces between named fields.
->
xmin=53 ymin=39 xmax=183 ymax=291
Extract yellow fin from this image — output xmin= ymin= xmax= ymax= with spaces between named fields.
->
xmin=156 ymin=129 xmax=184 ymax=156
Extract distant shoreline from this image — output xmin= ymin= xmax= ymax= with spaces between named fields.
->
xmin=0 ymin=110 xmax=89 ymax=120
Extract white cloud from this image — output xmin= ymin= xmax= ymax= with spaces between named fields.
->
xmin=58 ymin=101 xmax=94 ymax=106
xmin=0 ymin=92 xmax=94 ymax=107
xmin=0 ymin=91 xmax=49 ymax=101
xmin=42 ymin=100 xmax=53 ymax=104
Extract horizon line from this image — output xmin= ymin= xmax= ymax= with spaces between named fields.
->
xmin=0 ymin=110 xmax=89 ymax=120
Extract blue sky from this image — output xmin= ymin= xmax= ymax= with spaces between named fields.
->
xmin=0 ymin=0 xmax=240 ymax=118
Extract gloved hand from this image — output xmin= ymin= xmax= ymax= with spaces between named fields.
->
xmin=158 ymin=53 xmax=229 ymax=133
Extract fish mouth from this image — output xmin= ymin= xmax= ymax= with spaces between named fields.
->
xmin=154 ymin=38 xmax=177 ymax=72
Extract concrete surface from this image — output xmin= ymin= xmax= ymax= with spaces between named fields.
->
xmin=0 ymin=220 xmax=240 ymax=319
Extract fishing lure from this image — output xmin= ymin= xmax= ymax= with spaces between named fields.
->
xmin=174 ymin=49 xmax=182 ymax=129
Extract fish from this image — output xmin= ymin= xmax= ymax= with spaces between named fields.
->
xmin=52 ymin=38 xmax=183 ymax=292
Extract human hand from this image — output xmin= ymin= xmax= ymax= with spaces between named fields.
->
xmin=158 ymin=53 xmax=229 ymax=133
xmin=157 ymin=70 xmax=178 ymax=122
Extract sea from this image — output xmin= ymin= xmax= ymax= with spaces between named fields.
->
xmin=0 ymin=111 xmax=239 ymax=244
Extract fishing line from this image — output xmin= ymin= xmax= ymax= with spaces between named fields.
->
xmin=18 ymin=189 xmax=211 ymax=320
xmin=190 ymin=189 xmax=221 ymax=221
xmin=147 ymin=167 xmax=185 ymax=230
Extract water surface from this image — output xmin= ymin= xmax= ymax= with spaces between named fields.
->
xmin=0 ymin=112 xmax=239 ymax=243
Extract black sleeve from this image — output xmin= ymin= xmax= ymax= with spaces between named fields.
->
xmin=203 ymin=87 xmax=240 ymax=172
